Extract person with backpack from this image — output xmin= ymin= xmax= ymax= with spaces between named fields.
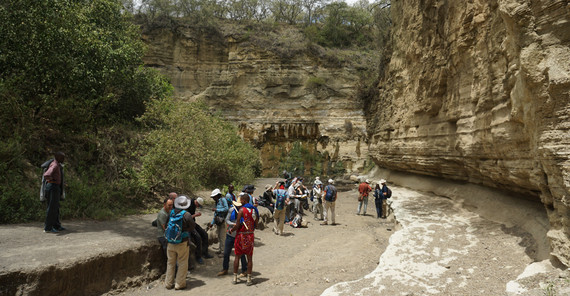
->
xmin=321 ymin=179 xmax=338 ymax=225
xmin=357 ymin=179 xmax=372 ymax=216
xmin=312 ymin=178 xmax=324 ymax=221
xmin=41 ymin=152 xmax=66 ymax=233
xmin=230 ymin=193 xmax=259 ymax=286
xmin=379 ymin=179 xmax=391 ymax=219
xmin=164 ymin=195 xmax=195 ymax=290
xmin=272 ymin=181 xmax=290 ymax=235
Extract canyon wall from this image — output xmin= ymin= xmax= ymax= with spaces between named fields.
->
xmin=142 ymin=24 xmax=370 ymax=176
xmin=369 ymin=0 xmax=570 ymax=265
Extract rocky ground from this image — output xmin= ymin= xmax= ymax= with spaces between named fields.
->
xmin=2 ymin=177 xmax=569 ymax=296
xmin=114 ymin=178 xmax=394 ymax=296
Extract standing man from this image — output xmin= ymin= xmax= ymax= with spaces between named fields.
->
xmin=312 ymin=178 xmax=324 ymax=221
xmin=157 ymin=198 xmax=174 ymax=257
xmin=165 ymin=195 xmax=195 ymax=290
xmin=42 ymin=152 xmax=66 ymax=233
xmin=272 ymin=181 xmax=290 ymax=235
xmin=230 ymin=194 xmax=259 ymax=286
xmin=209 ymin=189 xmax=229 ymax=254
xmin=321 ymin=179 xmax=337 ymax=226
xmin=287 ymin=182 xmax=302 ymax=221
xmin=226 ymin=184 xmax=237 ymax=203
xmin=380 ymin=179 xmax=390 ymax=219
xmin=357 ymin=179 xmax=372 ymax=215
xmin=187 ymin=196 xmax=212 ymax=264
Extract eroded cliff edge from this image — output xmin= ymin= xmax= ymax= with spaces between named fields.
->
xmin=369 ymin=0 xmax=570 ymax=265
xmin=141 ymin=23 xmax=371 ymax=175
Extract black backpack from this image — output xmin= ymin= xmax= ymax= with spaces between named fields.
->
xmin=386 ymin=187 xmax=392 ymax=198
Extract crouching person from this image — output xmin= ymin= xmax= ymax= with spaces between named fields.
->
xmin=165 ymin=196 xmax=195 ymax=290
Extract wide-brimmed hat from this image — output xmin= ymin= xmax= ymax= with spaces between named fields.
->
xmin=314 ymin=179 xmax=322 ymax=185
xmin=380 ymin=179 xmax=387 ymax=184
xmin=196 ymin=197 xmax=204 ymax=207
xmin=365 ymin=179 xmax=371 ymax=184
xmin=174 ymin=195 xmax=191 ymax=209
xmin=265 ymin=184 xmax=272 ymax=190
xmin=242 ymin=184 xmax=255 ymax=193
xmin=232 ymin=200 xmax=242 ymax=207
xmin=210 ymin=188 xmax=221 ymax=197
xmin=328 ymin=179 xmax=334 ymax=184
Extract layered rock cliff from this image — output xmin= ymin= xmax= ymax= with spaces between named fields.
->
xmin=141 ymin=23 xmax=371 ymax=175
xmin=369 ymin=0 xmax=570 ymax=265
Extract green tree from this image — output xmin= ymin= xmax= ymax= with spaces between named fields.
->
xmin=0 ymin=0 xmax=172 ymax=223
xmin=271 ymin=0 xmax=303 ymax=24
xmin=137 ymin=99 xmax=260 ymax=192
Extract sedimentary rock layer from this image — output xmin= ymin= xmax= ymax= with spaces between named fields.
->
xmin=142 ymin=25 xmax=369 ymax=175
xmin=370 ymin=0 xmax=570 ymax=265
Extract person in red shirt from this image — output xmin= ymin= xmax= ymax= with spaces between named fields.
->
xmin=230 ymin=194 xmax=259 ymax=286
xmin=357 ymin=179 xmax=372 ymax=215
xmin=42 ymin=152 xmax=65 ymax=233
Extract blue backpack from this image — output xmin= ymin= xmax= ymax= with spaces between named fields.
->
xmin=274 ymin=190 xmax=287 ymax=210
xmin=164 ymin=210 xmax=189 ymax=244
xmin=324 ymin=185 xmax=335 ymax=201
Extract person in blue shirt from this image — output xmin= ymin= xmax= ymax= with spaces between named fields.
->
xmin=208 ymin=189 xmax=229 ymax=254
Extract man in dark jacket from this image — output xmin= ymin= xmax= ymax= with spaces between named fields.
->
xmin=165 ymin=196 xmax=195 ymax=290
xmin=187 ymin=197 xmax=212 ymax=263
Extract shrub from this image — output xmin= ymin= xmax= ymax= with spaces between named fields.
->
xmin=137 ymin=98 xmax=260 ymax=193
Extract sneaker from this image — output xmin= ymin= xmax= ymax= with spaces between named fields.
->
xmin=320 ymin=222 xmax=328 ymax=225
xmin=174 ymin=285 xmax=186 ymax=290
xmin=246 ymin=275 xmax=253 ymax=286
xmin=232 ymin=274 xmax=238 ymax=284
xmin=204 ymin=254 xmax=214 ymax=259
xmin=217 ymin=270 xmax=228 ymax=276
xmin=44 ymin=228 xmax=59 ymax=233
xmin=54 ymin=226 xmax=66 ymax=231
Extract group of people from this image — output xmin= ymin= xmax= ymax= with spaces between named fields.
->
xmin=264 ymin=176 xmax=338 ymax=234
xmin=156 ymin=185 xmax=260 ymax=289
xmin=357 ymin=179 xmax=391 ymax=219
xmin=155 ymin=175 xmax=389 ymax=290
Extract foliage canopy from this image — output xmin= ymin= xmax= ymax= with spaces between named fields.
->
xmin=0 ymin=0 xmax=259 ymax=223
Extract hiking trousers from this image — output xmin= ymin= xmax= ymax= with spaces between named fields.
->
xmin=374 ymin=198 xmax=382 ymax=218
xmin=313 ymin=199 xmax=323 ymax=219
xmin=273 ymin=208 xmax=286 ymax=235
xmin=357 ymin=196 xmax=368 ymax=215
xmin=44 ymin=183 xmax=62 ymax=231
xmin=323 ymin=201 xmax=335 ymax=224
xmin=165 ymin=242 xmax=189 ymax=289
xmin=215 ymin=223 xmax=227 ymax=251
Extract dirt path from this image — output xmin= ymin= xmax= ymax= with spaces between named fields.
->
xmin=116 ymin=178 xmax=394 ymax=296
